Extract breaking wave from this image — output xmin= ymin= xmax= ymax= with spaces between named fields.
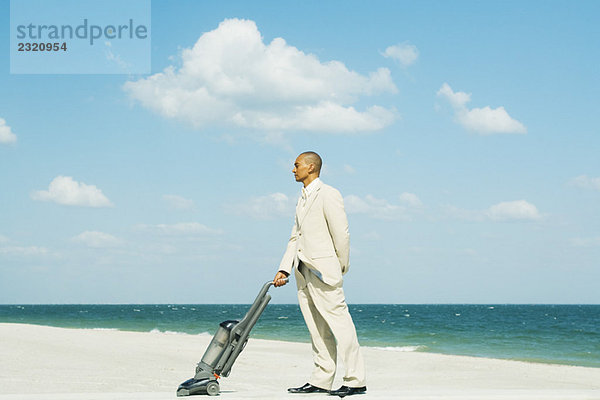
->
xmin=371 ymin=345 xmax=428 ymax=352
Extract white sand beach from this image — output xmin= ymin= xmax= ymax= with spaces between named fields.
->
xmin=1 ymin=323 xmax=599 ymax=400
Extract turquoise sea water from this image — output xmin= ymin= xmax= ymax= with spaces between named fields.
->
xmin=1 ymin=304 xmax=598 ymax=368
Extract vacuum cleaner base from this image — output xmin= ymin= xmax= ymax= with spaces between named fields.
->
xmin=177 ymin=279 xmax=286 ymax=396
xmin=177 ymin=378 xmax=220 ymax=397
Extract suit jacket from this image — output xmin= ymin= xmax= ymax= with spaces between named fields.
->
xmin=279 ymin=180 xmax=350 ymax=288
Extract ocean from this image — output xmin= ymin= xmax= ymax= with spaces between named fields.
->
xmin=1 ymin=304 xmax=598 ymax=368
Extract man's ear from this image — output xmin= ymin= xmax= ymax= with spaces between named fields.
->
xmin=308 ymin=163 xmax=315 ymax=174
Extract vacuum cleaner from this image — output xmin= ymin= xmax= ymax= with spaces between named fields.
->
xmin=177 ymin=278 xmax=287 ymax=396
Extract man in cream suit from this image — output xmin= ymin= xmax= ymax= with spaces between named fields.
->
xmin=274 ymin=152 xmax=366 ymax=397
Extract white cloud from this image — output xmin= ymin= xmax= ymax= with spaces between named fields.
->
xmin=399 ymin=192 xmax=423 ymax=207
xmin=0 ymin=246 xmax=49 ymax=256
xmin=570 ymin=175 xmax=600 ymax=191
xmin=104 ymin=42 xmax=132 ymax=72
xmin=124 ymin=18 xmax=398 ymax=135
xmin=31 ymin=176 xmax=113 ymax=208
xmin=72 ymin=231 xmax=122 ymax=248
xmin=344 ymin=194 xmax=410 ymax=221
xmin=363 ymin=231 xmax=382 ymax=241
xmin=444 ymin=200 xmax=541 ymax=222
xmin=437 ymin=83 xmax=471 ymax=109
xmin=163 ymin=194 xmax=196 ymax=210
xmin=442 ymin=205 xmax=485 ymax=222
xmin=458 ymin=248 xmax=478 ymax=257
xmin=135 ymin=222 xmax=222 ymax=236
xmin=343 ymin=164 xmax=356 ymax=174
xmin=437 ymin=83 xmax=527 ymax=135
xmin=570 ymin=237 xmax=600 ymax=247
xmin=0 ymin=242 xmax=49 ymax=256
xmin=344 ymin=192 xmax=424 ymax=220
xmin=0 ymin=235 xmax=53 ymax=257
xmin=486 ymin=200 xmax=541 ymax=221
xmin=382 ymin=43 xmax=419 ymax=66
xmin=0 ymin=118 xmax=17 ymax=144
xmin=227 ymin=192 xmax=296 ymax=220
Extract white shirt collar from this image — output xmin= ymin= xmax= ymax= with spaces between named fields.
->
xmin=302 ymin=177 xmax=321 ymax=199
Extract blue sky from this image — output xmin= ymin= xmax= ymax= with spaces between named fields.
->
xmin=1 ymin=0 xmax=598 ymax=304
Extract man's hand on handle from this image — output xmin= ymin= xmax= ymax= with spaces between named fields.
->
xmin=273 ymin=271 xmax=289 ymax=287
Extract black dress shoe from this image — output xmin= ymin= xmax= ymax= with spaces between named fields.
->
xmin=329 ymin=385 xmax=367 ymax=397
xmin=288 ymin=383 xmax=329 ymax=393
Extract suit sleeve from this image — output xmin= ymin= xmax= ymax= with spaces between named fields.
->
xmin=323 ymin=188 xmax=350 ymax=274
xmin=278 ymin=216 xmax=298 ymax=275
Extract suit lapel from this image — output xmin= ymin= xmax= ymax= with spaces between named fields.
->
xmin=298 ymin=181 xmax=321 ymax=227
xmin=295 ymin=197 xmax=302 ymax=226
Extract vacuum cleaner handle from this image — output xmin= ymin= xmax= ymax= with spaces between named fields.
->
xmin=218 ymin=277 xmax=288 ymax=376
xmin=235 ymin=278 xmax=287 ymax=332
xmin=268 ymin=277 xmax=289 ymax=287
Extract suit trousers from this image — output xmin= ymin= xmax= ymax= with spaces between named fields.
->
xmin=297 ymin=263 xmax=366 ymax=389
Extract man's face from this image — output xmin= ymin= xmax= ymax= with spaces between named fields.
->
xmin=293 ymin=155 xmax=311 ymax=183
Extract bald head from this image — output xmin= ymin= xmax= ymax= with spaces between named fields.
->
xmin=299 ymin=151 xmax=322 ymax=175
xmin=293 ymin=151 xmax=322 ymax=187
